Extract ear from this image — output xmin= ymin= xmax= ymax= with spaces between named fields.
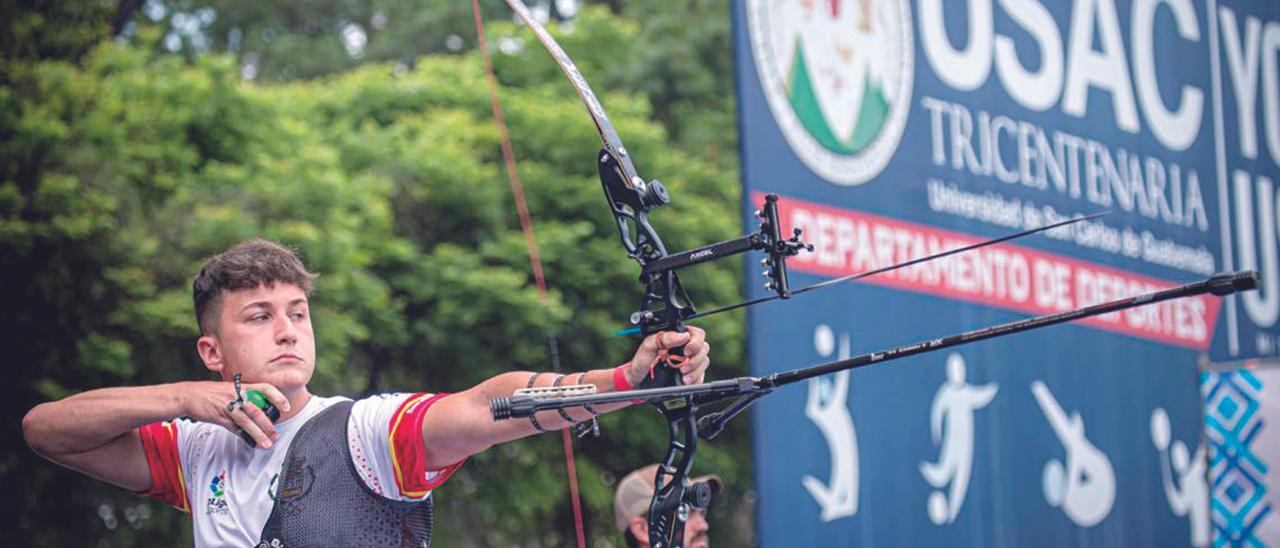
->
xmin=197 ymin=334 xmax=227 ymax=377
xmin=628 ymin=516 xmax=649 ymax=544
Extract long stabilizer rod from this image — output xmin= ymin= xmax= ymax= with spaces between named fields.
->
xmin=495 ymin=270 xmax=1259 ymax=420
xmin=768 ymin=269 xmax=1257 ymax=386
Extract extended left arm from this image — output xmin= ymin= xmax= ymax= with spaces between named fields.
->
xmin=419 ymin=328 xmax=709 ymax=469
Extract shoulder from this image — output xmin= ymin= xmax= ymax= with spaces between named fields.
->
xmin=344 ymin=393 xmax=458 ymax=501
xmin=309 ymin=394 xmax=354 ymax=411
xmin=151 ymin=416 xmax=224 ymax=447
xmin=350 ymin=393 xmax=431 ymax=421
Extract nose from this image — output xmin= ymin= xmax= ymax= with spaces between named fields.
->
xmin=274 ymin=314 xmax=298 ymax=345
xmin=686 ymin=509 xmax=709 ymax=536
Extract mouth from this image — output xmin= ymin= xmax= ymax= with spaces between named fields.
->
xmin=271 ymin=353 xmax=303 ymax=364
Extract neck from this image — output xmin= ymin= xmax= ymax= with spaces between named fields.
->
xmin=277 ymin=387 xmax=313 ymax=422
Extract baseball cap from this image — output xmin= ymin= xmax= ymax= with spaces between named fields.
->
xmin=614 ymin=464 xmax=723 ymax=533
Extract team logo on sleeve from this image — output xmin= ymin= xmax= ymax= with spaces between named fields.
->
xmin=206 ymin=470 xmax=230 ymax=516
xmin=746 ymin=0 xmax=914 ymax=186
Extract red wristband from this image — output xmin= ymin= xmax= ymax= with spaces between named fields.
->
xmin=613 ymin=363 xmax=635 ymax=392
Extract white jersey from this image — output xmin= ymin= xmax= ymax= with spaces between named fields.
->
xmin=139 ymin=393 xmax=462 ymax=547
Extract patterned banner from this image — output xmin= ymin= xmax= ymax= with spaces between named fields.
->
xmin=1203 ymin=365 xmax=1280 ymax=545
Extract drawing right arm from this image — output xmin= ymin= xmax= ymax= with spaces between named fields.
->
xmin=22 ymin=381 xmax=287 ymax=491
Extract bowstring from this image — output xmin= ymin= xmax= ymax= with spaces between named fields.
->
xmin=471 ymin=3 xmax=587 ymax=547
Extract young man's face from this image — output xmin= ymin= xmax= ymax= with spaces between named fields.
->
xmin=200 ymin=283 xmax=316 ymax=393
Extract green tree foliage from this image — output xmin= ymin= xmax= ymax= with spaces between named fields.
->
xmin=1 ymin=0 xmax=115 ymax=63
xmin=127 ymin=0 xmax=737 ymax=163
xmin=5 ymin=8 xmax=752 ymax=547
xmin=139 ymin=0 xmax=553 ymax=80
xmin=605 ymin=0 xmax=736 ymax=165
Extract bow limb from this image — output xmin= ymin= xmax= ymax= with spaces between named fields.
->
xmin=497 ymin=0 xmax=644 ymax=190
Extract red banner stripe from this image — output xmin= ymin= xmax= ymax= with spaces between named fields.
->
xmin=756 ymin=192 xmax=1221 ymax=349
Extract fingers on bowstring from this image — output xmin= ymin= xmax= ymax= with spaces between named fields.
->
xmin=229 ymin=405 xmax=274 ymax=448
xmin=252 ymin=383 xmax=291 ymax=413
xmin=244 ymin=402 xmax=279 ymax=440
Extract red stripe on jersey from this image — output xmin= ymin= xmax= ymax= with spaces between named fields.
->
xmin=388 ymin=393 xmax=465 ymax=498
xmin=138 ymin=421 xmax=190 ymax=512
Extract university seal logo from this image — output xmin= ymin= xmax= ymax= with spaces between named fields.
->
xmin=746 ymin=0 xmax=914 ymax=185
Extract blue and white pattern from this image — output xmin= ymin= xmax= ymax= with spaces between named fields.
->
xmin=1202 ymin=370 xmax=1271 ymax=546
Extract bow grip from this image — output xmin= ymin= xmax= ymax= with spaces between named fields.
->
xmin=643 ymin=325 xmax=688 ymax=389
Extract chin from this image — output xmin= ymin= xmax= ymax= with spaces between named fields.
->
xmin=269 ymin=368 xmax=313 ymax=391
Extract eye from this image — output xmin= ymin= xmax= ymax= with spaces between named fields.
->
xmin=250 ymin=314 xmax=270 ymax=323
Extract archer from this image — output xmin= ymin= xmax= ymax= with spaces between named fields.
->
xmin=22 ymin=238 xmax=711 ymax=547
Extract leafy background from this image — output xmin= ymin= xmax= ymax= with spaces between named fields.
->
xmin=2 ymin=0 xmax=755 ymax=546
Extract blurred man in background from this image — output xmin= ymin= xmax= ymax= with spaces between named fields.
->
xmin=615 ymin=463 xmax=722 ymax=548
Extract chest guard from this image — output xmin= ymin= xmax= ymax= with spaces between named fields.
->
xmin=257 ymin=400 xmax=434 ymax=547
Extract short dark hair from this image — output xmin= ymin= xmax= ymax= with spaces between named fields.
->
xmin=193 ymin=238 xmax=317 ymax=334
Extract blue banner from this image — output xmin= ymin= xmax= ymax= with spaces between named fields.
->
xmin=734 ymin=0 xmax=1280 ymax=545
